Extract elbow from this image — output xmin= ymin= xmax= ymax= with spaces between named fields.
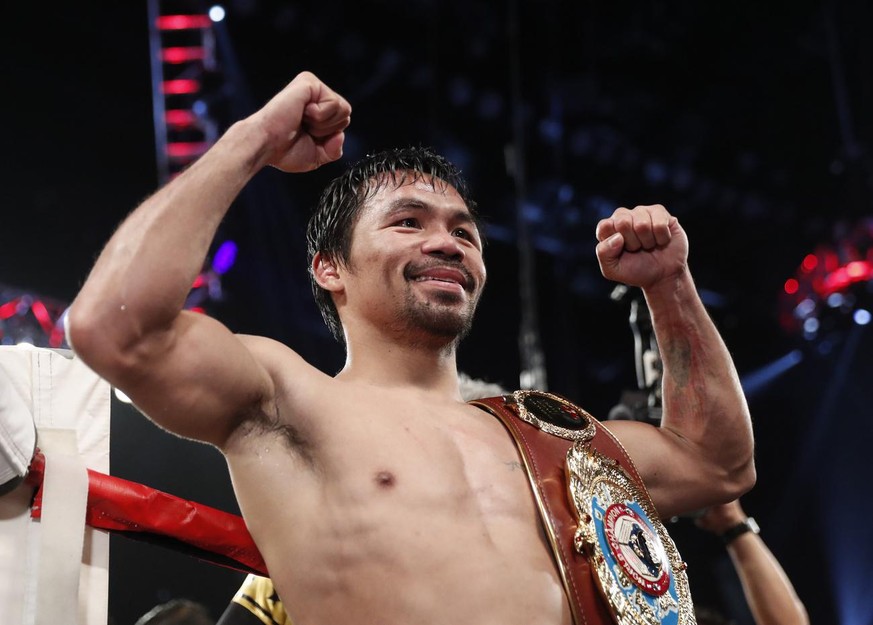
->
xmin=65 ymin=300 xmax=144 ymax=382
xmin=66 ymin=302 xmax=114 ymax=372
xmin=720 ymin=453 xmax=757 ymax=503
xmin=731 ymin=424 xmax=757 ymax=498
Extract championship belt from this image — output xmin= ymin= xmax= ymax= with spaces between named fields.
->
xmin=470 ymin=391 xmax=694 ymax=625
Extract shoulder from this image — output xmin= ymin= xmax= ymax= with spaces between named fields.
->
xmin=224 ymin=334 xmax=339 ymax=453
xmin=236 ymin=334 xmax=330 ymax=394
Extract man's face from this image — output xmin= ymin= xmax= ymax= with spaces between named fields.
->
xmin=338 ymin=173 xmax=486 ymax=344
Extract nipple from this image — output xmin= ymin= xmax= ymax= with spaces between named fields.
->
xmin=375 ymin=470 xmax=396 ymax=488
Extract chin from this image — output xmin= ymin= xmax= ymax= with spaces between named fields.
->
xmin=403 ymin=302 xmax=475 ymax=341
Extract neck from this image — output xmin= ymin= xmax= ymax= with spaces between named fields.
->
xmin=337 ymin=326 xmax=463 ymax=399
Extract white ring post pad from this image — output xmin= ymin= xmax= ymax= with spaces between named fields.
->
xmin=0 ymin=363 xmax=36 ymax=489
xmin=0 ymin=346 xmax=110 ymax=625
xmin=35 ymin=430 xmax=90 ymax=625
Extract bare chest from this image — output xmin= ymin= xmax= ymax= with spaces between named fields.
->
xmin=229 ymin=395 xmax=569 ymax=624
xmin=320 ymin=401 xmax=535 ymax=522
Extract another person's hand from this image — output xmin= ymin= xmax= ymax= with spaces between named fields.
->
xmin=694 ymin=499 xmax=810 ymax=625
xmin=251 ymin=71 xmax=352 ymax=173
xmin=595 ymin=204 xmax=688 ymax=290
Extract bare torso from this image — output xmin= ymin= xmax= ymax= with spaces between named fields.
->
xmin=224 ymin=372 xmax=572 ymax=625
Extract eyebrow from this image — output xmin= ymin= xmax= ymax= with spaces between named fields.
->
xmin=384 ymin=198 xmax=478 ymax=230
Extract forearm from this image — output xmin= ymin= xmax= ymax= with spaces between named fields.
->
xmin=728 ymin=535 xmax=809 ymax=625
xmin=643 ymin=269 xmax=754 ymax=490
xmin=68 ymin=119 xmax=268 ymax=359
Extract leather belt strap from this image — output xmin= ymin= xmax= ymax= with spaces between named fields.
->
xmin=470 ymin=393 xmax=652 ymax=625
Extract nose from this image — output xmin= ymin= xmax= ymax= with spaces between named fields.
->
xmin=421 ymin=228 xmax=465 ymax=260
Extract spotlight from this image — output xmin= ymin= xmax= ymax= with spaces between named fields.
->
xmin=779 ymin=218 xmax=873 ymax=343
xmin=853 ymin=309 xmax=871 ymax=326
xmin=208 ymin=5 xmax=225 ymax=22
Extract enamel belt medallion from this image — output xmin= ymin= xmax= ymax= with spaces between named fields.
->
xmin=508 ymin=390 xmax=696 ymax=625
xmin=567 ymin=439 xmax=695 ymax=624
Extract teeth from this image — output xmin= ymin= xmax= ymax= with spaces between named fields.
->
xmin=415 ymin=277 xmax=457 ymax=284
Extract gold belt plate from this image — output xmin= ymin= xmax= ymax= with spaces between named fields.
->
xmin=567 ymin=441 xmax=696 ymax=625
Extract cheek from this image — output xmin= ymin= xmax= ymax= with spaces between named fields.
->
xmin=473 ymin=255 xmax=487 ymax=286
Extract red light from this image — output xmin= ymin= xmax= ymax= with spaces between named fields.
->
xmin=162 ymin=79 xmax=201 ymax=95
xmin=846 ymin=260 xmax=871 ymax=279
xmin=0 ymin=298 xmax=20 ymax=320
xmin=165 ymin=109 xmax=197 ymax=128
xmin=822 ymin=268 xmax=851 ymax=295
xmin=189 ymin=307 xmax=206 ymax=314
xmin=162 ymin=46 xmax=206 ymax=64
xmin=30 ymin=300 xmax=54 ymax=335
xmin=191 ymin=274 xmax=206 ymax=289
xmin=801 ymin=254 xmax=818 ymax=273
xmin=784 ymin=278 xmax=799 ymax=295
xmin=49 ymin=326 xmax=66 ymax=348
xmin=156 ymin=15 xmax=212 ymax=30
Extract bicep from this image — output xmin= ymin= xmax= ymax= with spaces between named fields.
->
xmin=111 ymin=311 xmax=278 ymax=446
xmin=603 ymin=420 xmax=737 ymax=519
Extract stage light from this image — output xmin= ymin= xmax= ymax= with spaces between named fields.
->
xmin=162 ymin=79 xmax=201 ymax=95
xmin=0 ymin=287 xmax=68 ymax=348
xmin=740 ymin=349 xmax=803 ymax=397
xmin=192 ymin=99 xmax=208 ymax=116
xmin=794 ymin=298 xmax=815 ymax=319
xmin=155 ymin=14 xmax=212 ymax=30
xmin=779 ymin=218 xmax=873 ymax=343
xmin=853 ymin=309 xmax=871 ymax=325
xmin=212 ymin=240 xmax=237 ymax=275
xmin=209 ymin=6 xmax=225 ymax=22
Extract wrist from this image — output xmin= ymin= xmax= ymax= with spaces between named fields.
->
xmin=223 ymin=118 xmax=275 ymax=174
xmin=641 ymin=265 xmax=692 ymax=297
xmin=720 ymin=517 xmax=760 ymax=545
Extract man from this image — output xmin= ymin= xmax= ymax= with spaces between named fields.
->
xmin=695 ymin=499 xmax=809 ymax=625
xmin=67 ymin=71 xmax=754 ymax=624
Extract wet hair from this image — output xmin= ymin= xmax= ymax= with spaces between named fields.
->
xmin=306 ymin=146 xmax=479 ymax=343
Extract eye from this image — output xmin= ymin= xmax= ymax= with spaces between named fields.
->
xmin=395 ymin=217 xmax=420 ymax=228
xmin=453 ymin=227 xmax=472 ymax=240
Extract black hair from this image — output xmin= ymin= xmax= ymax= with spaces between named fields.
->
xmin=305 ymin=146 xmax=479 ymax=342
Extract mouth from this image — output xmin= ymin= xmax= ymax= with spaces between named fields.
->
xmin=405 ymin=264 xmax=474 ymax=292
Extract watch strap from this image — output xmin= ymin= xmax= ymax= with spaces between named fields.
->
xmin=721 ymin=517 xmax=760 ymax=545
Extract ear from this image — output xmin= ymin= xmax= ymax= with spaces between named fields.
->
xmin=312 ymin=252 xmax=344 ymax=293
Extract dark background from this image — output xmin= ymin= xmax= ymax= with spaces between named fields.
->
xmin=3 ymin=1 xmax=873 ymax=623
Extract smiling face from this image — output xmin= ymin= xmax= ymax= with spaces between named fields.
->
xmin=329 ymin=172 xmax=487 ymax=346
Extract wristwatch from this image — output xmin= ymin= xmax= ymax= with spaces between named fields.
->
xmin=720 ymin=517 xmax=760 ymax=545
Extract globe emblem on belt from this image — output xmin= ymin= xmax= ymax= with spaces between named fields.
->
xmin=603 ymin=503 xmax=671 ymax=596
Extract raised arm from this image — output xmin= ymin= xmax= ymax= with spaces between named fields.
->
xmin=67 ymin=71 xmax=351 ymax=447
xmin=696 ymin=500 xmax=809 ymax=625
xmin=596 ymin=205 xmax=754 ymax=518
